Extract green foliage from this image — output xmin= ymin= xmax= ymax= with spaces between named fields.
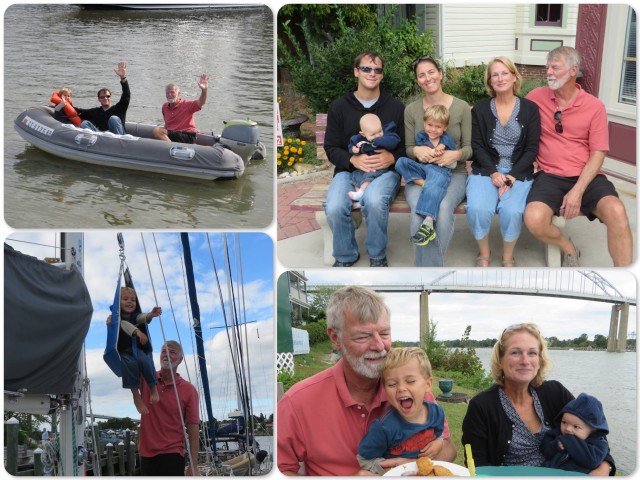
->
xmin=422 ymin=320 xmax=450 ymax=369
xmin=299 ymin=319 xmax=329 ymax=346
xmin=277 ymin=370 xmax=301 ymax=392
xmin=279 ymin=5 xmax=379 ymax=45
xmin=424 ymin=323 xmax=491 ymax=389
xmin=308 ymin=286 xmax=340 ymax=322
xmin=442 ymin=63 xmax=488 ymax=106
xmin=279 ymin=7 xmax=434 ymax=113
xmin=520 ymin=77 xmax=547 ymax=97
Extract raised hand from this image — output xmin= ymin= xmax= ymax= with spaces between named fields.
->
xmin=198 ymin=73 xmax=209 ymax=90
xmin=114 ymin=61 xmax=127 ymax=79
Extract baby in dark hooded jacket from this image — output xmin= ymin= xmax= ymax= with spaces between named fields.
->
xmin=541 ymin=392 xmax=610 ymax=473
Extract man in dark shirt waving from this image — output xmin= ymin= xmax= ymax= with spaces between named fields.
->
xmin=76 ymin=60 xmax=130 ymax=134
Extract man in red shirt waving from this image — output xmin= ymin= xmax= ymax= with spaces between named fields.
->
xmin=153 ymin=73 xmax=208 ymax=144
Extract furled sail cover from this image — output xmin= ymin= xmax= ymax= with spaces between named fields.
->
xmin=4 ymin=244 xmax=93 ymax=394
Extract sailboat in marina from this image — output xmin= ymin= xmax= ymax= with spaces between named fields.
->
xmin=179 ymin=232 xmax=271 ymax=475
xmin=4 ymin=232 xmax=273 ymax=476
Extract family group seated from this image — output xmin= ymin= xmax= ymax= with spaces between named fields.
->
xmin=321 ymin=47 xmax=632 ymax=268
xmin=277 ymin=286 xmax=616 ymax=476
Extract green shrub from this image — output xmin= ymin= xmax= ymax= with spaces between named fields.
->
xmin=279 ymin=8 xmax=434 ymax=113
xmin=299 ymin=320 xmax=329 ymax=346
xmin=443 ymin=63 xmax=488 ymax=106
xmin=520 ymin=77 xmax=547 ymax=97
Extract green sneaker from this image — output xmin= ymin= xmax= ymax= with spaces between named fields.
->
xmin=412 ymin=223 xmax=436 ymax=246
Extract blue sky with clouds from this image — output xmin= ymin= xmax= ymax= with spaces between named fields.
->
xmin=5 ymin=231 xmax=274 ymax=421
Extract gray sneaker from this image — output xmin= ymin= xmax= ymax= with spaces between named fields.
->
xmin=562 ymin=246 xmax=580 ymax=267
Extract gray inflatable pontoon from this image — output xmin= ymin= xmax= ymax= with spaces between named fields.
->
xmin=14 ymin=106 xmax=266 ymax=180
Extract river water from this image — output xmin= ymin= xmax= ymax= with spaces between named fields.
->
xmin=4 ymin=4 xmax=273 ymax=229
xmin=474 ymin=348 xmax=636 ymax=474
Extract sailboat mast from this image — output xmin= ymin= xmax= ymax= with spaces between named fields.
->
xmin=180 ymin=233 xmax=217 ymax=454
xmin=59 ymin=232 xmax=87 ymax=476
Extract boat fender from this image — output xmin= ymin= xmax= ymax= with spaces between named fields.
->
xmin=50 ymin=90 xmax=82 ymax=127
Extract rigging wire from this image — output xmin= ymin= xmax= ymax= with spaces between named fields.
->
xmin=176 ymin=235 xmax=215 ymax=463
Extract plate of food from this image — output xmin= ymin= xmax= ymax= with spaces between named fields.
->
xmin=383 ymin=457 xmax=470 ymax=476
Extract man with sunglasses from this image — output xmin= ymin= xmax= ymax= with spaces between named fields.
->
xmin=524 ymin=46 xmax=632 ymax=267
xmin=75 ymin=61 xmax=130 ymax=135
xmin=324 ymin=52 xmax=406 ymax=268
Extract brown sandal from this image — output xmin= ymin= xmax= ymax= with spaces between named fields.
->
xmin=502 ymin=257 xmax=516 ymax=267
xmin=475 ymin=253 xmax=491 ymax=267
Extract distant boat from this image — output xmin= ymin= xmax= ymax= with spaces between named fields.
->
xmin=78 ymin=4 xmax=261 ymax=10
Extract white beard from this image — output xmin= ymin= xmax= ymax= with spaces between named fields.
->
xmin=547 ymin=71 xmax=571 ymax=91
xmin=340 ymin=344 xmax=387 ymax=379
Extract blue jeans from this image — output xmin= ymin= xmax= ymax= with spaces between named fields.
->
xmin=81 ymin=116 xmax=125 ymax=135
xmin=405 ymin=172 xmax=467 ymax=267
xmin=325 ymin=170 xmax=401 ymax=262
xmin=120 ymin=350 xmax=157 ymax=390
xmin=351 ymin=169 xmax=386 ymax=189
xmin=466 ymin=173 xmax=533 ymax=242
xmin=395 ymin=158 xmax=452 ymax=219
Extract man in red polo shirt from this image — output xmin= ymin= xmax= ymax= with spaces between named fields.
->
xmin=525 ymin=46 xmax=632 ymax=267
xmin=153 ymin=73 xmax=208 ymax=144
xmin=277 ymin=286 xmax=456 ymax=476
xmin=139 ymin=340 xmax=200 ymax=476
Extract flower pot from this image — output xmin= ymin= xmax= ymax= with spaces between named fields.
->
xmin=439 ymin=379 xmax=454 ymax=398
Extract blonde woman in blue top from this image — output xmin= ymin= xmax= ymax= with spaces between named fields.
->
xmin=466 ymin=57 xmax=540 ymax=267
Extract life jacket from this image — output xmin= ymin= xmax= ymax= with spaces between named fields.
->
xmin=50 ymin=90 xmax=81 ymax=127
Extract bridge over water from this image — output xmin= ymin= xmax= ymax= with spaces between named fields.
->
xmin=308 ymin=270 xmax=636 ymax=352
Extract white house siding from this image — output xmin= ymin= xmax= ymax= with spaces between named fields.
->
xmin=419 ymin=4 xmax=579 ymax=68
xmin=441 ymin=4 xmax=518 ymax=67
xmin=514 ymin=4 xmax=579 ymax=66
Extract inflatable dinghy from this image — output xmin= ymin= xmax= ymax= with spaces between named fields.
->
xmin=14 ymin=106 xmax=266 ymax=181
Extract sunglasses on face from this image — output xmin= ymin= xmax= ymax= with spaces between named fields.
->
xmin=99 ymin=95 xmax=111 ymax=100
xmin=554 ymin=111 xmax=563 ymax=134
xmin=357 ymin=66 xmax=384 ymax=75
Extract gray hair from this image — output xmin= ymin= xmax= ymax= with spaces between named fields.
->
xmin=548 ymin=46 xmax=581 ymax=69
xmin=326 ymin=286 xmax=390 ymax=331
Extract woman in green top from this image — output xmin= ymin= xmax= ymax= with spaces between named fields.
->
xmin=403 ymin=56 xmax=473 ymax=266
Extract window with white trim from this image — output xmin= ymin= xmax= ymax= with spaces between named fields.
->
xmin=535 ymin=4 xmax=563 ymax=26
xmin=619 ymin=7 xmax=636 ymax=106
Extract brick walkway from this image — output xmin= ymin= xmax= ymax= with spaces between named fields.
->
xmin=277 ymin=173 xmax=331 ymax=241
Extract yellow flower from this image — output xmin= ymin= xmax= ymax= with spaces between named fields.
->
xmin=301 ymin=141 xmax=307 ymax=146
xmin=290 ymin=147 xmax=298 ymax=154
xmin=277 ymin=152 xmax=281 ymax=159
xmin=287 ymin=138 xmax=293 ymax=144
xmin=298 ymin=157 xmax=303 ymax=162
xmin=277 ymin=160 xmax=282 ymax=166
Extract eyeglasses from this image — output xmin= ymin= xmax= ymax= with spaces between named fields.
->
xmin=357 ymin=66 xmax=384 ymax=75
xmin=99 ymin=95 xmax=111 ymax=100
xmin=554 ymin=110 xmax=563 ymax=134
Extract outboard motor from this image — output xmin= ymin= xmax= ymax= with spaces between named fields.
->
xmin=220 ymin=119 xmax=260 ymax=165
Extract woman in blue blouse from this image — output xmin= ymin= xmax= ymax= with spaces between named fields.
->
xmin=466 ymin=57 xmax=540 ymax=267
